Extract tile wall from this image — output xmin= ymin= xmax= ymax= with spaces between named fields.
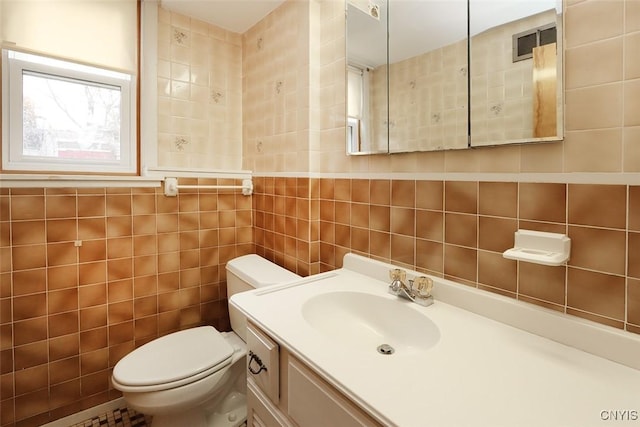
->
xmin=0 ymin=180 xmax=253 ymax=426
xmin=157 ymin=8 xmax=243 ymax=170
xmin=254 ymin=177 xmax=640 ymax=335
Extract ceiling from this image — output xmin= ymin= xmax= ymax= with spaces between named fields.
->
xmin=159 ymin=0 xmax=287 ymax=33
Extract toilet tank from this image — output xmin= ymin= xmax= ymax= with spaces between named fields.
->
xmin=226 ymin=254 xmax=301 ymax=341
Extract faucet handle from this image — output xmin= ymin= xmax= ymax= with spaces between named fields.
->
xmin=389 ymin=268 xmax=406 ymax=283
xmin=413 ymin=276 xmax=433 ymax=297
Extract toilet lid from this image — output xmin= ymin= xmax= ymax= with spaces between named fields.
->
xmin=112 ymin=326 xmax=234 ymax=387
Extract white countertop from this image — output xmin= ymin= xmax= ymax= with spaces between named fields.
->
xmin=231 ymin=255 xmax=640 ymax=427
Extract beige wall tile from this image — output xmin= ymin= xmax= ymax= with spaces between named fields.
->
xmin=564 ymin=129 xmax=623 ymax=172
xmin=565 ymin=83 xmax=623 ymax=131
xmin=565 ymin=0 xmax=624 ymax=48
xmin=565 ymin=38 xmax=623 ymax=89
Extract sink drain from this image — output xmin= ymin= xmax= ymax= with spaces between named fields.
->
xmin=377 ymin=344 xmax=395 ymax=355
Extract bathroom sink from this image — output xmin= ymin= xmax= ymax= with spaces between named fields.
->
xmin=301 ymin=291 xmax=440 ymax=354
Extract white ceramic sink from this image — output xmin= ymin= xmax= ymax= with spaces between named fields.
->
xmin=301 ymin=291 xmax=440 ymax=354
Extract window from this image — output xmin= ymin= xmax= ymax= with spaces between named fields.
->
xmin=2 ymin=49 xmax=137 ymax=173
xmin=512 ymin=24 xmax=557 ymax=63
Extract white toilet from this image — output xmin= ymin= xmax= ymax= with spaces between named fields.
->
xmin=111 ymin=254 xmax=301 ymax=427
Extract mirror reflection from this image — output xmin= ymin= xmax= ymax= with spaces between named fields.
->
xmin=346 ymin=0 xmax=563 ymax=155
xmin=469 ymin=0 xmax=563 ymax=146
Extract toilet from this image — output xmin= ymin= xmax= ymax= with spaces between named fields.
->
xmin=111 ymin=254 xmax=301 ymax=427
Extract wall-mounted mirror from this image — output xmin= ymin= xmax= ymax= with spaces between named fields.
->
xmin=469 ymin=0 xmax=563 ymax=147
xmin=346 ymin=0 xmax=563 ymax=155
xmin=346 ymin=0 xmax=389 ymax=155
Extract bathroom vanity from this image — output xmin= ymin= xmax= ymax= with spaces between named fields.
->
xmin=231 ymin=254 xmax=640 ymax=427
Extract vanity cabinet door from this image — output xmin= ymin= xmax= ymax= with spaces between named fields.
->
xmin=247 ymin=322 xmax=280 ymax=404
xmin=287 ymin=357 xmax=382 ymax=427
xmin=247 ymin=379 xmax=293 ymax=427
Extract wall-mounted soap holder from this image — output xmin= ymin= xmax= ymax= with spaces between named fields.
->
xmin=503 ymin=230 xmax=570 ymax=266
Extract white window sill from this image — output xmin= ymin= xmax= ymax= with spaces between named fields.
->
xmin=0 ymin=174 xmax=162 ymax=189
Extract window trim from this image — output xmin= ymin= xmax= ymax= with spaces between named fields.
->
xmin=1 ymin=49 xmax=137 ymax=174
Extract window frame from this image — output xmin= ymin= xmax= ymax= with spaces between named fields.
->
xmin=2 ymin=49 xmax=137 ymax=174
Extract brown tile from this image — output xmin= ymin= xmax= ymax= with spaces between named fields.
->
xmin=49 ymin=356 xmax=79 ymax=385
xmin=107 ymin=237 xmax=133 ymax=259
xmin=135 ymin=316 xmax=158 ymax=340
xmin=50 ymin=379 xmax=81 ymax=412
xmin=351 ymin=227 xmax=369 ymax=254
xmin=370 ymin=230 xmax=391 ymax=260
xmin=157 ymin=213 xmax=179 ymax=233
xmin=445 ymin=181 xmax=477 ymax=214
xmin=108 ymin=301 xmax=133 ymax=324
xmin=334 ymin=201 xmax=350 ymax=225
xmin=12 ymin=244 xmax=46 ymax=270
xmin=12 ymin=220 xmax=46 ymax=245
xmin=416 ymin=210 xmax=443 ymax=241
xmin=133 ymin=215 xmax=157 ymax=236
xmin=81 ymin=348 xmax=109 ymax=375
xmin=567 ymin=267 xmax=625 ymax=320
xmin=12 ymin=269 xmax=46 ymax=296
xmin=107 ymin=258 xmax=133 ymax=281
xmin=132 ymin=235 xmax=158 ymax=259
xmin=134 ymin=275 xmax=158 ymax=298
xmin=79 ymin=239 xmax=106 ymax=263
xmin=444 ymin=244 xmax=477 ymax=283
xmin=519 ymin=183 xmax=566 ymax=223
xmin=132 ymin=194 xmax=156 ymax=215
xmin=134 ymin=295 xmax=158 ymax=318
xmin=109 ymin=321 xmax=133 ymax=345
xmin=106 ymin=194 xmax=131 ymax=216
xmin=517 ymin=220 xmax=566 ymax=235
xmin=629 ymin=232 xmax=640 ymax=279
xmin=80 ymin=327 xmax=107 ymax=353
xmin=568 ymin=184 xmax=626 ymax=229
xmin=630 ymin=187 xmax=640 ymax=231
xmin=77 ymin=195 xmax=105 ymax=217
xmin=478 ymin=251 xmax=517 ymax=293
xmin=390 ymin=234 xmax=414 ymax=266
xmin=568 ymin=226 xmax=625 ymax=275
xmin=334 ymin=179 xmax=351 ymax=201
xmin=48 ymin=288 xmax=78 ymax=314
xmin=351 ymin=180 xmax=370 ymax=203
xmin=13 ymin=318 xmax=47 ymax=346
xmin=179 ymin=212 xmax=199 ymax=231
xmin=46 ymin=195 xmax=77 ymax=219
xmin=49 ymin=312 xmax=79 ymax=338
xmin=79 ymin=283 xmax=107 ymax=308
xmin=157 ymin=233 xmax=180 ymax=253
xmin=391 ymin=207 xmax=415 ymax=237
xmin=80 ymin=370 xmax=111 ymax=397
xmin=628 ymin=278 xmax=640 ymax=326
xmin=416 ymin=239 xmax=443 ymax=274
xmin=79 ymin=261 xmax=107 ymax=286
xmin=369 ymin=205 xmax=390 ymax=232
xmin=47 ymin=241 xmax=78 ymax=267
xmin=13 ymin=293 xmax=46 ymax=321
xmin=478 ymin=182 xmax=517 ymax=218
xmin=15 ymin=364 xmax=48 ymax=395
xmin=106 ymin=216 xmax=132 ymax=238
xmin=80 ymin=306 xmax=107 ymax=331
xmin=416 ymin=181 xmax=443 ymax=210
xmin=391 ymin=180 xmax=415 ymax=208
xmin=14 ymin=388 xmax=48 ymax=421
xmin=370 ymin=180 xmax=390 ymax=205
xmin=14 ymin=341 xmax=48 ymax=370
xmin=11 ymin=196 xmax=45 ymax=220
xmin=334 ymin=224 xmax=350 ymax=248
xmin=444 ymin=213 xmax=477 ymax=248
xmin=78 ymin=218 xmax=106 ymax=240
xmin=48 ymin=334 xmax=79 ymax=363
xmin=157 ymin=194 xmax=179 ymax=214
xmin=519 ymin=263 xmax=566 ymax=305
xmin=478 ymin=216 xmax=518 ymax=253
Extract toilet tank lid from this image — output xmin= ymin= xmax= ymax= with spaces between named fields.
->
xmin=226 ymin=254 xmax=301 ymax=288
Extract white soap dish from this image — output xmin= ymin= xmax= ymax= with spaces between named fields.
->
xmin=503 ymin=230 xmax=570 ymax=266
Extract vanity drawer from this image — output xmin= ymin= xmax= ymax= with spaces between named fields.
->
xmin=287 ymin=356 xmax=382 ymax=427
xmin=247 ymin=321 xmax=280 ymax=404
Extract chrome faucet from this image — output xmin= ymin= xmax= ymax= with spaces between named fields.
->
xmin=388 ymin=269 xmax=434 ymax=307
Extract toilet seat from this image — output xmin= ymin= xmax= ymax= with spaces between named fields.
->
xmin=112 ymin=326 xmax=234 ymax=393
